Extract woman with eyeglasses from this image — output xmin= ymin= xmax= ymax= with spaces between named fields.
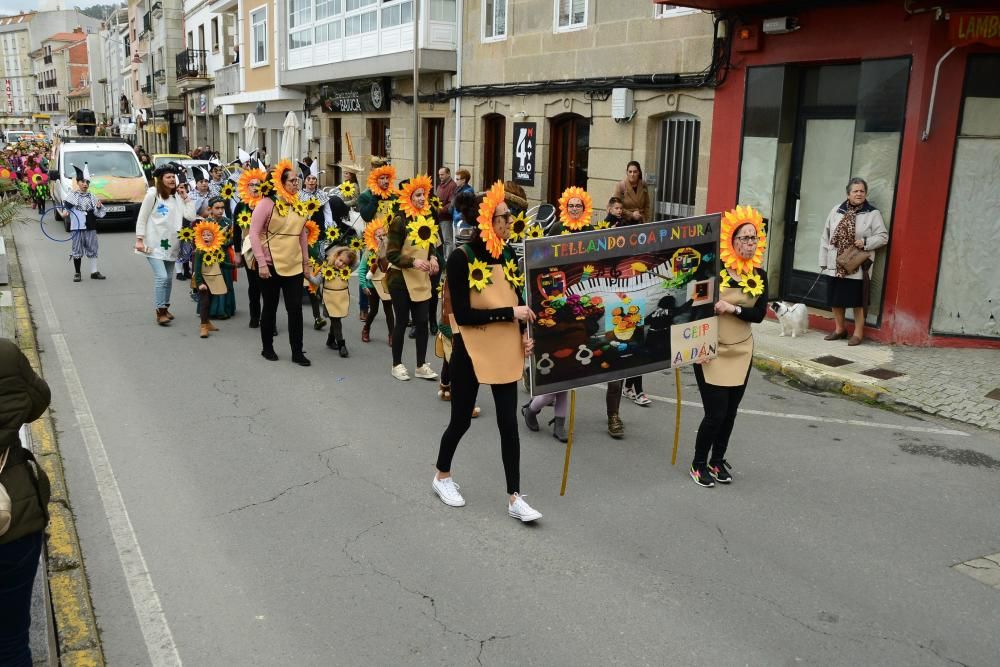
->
xmin=689 ymin=206 xmax=769 ymax=488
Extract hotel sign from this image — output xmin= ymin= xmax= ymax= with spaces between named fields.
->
xmin=949 ymin=12 xmax=1000 ymax=47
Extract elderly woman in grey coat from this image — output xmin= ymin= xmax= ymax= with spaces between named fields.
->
xmin=819 ymin=177 xmax=888 ymax=346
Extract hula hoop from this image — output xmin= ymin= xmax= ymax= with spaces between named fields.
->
xmin=38 ymin=204 xmax=78 ymax=243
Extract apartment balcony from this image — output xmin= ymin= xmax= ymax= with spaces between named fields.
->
xmin=141 ymin=82 xmax=152 ymax=94
xmin=215 ymin=62 xmax=239 ymax=97
xmin=151 ymin=1 xmax=162 ymax=19
xmin=43 ymin=54 xmax=52 ymax=65
xmin=139 ymin=12 xmax=152 ymax=40
xmin=176 ymin=50 xmax=208 ymax=81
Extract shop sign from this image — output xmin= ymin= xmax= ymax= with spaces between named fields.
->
xmin=949 ymin=12 xmax=1000 ymax=47
xmin=512 ymin=122 xmax=536 ymax=186
xmin=320 ymin=78 xmax=390 ymax=114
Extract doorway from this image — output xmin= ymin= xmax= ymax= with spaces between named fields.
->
xmin=482 ymin=113 xmax=505 ymax=187
xmin=425 ymin=118 xmax=444 ymax=176
xmin=547 ymin=113 xmax=589 ymax=205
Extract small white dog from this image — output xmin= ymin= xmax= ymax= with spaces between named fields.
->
xmin=771 ymin=301 xmax=809 ymax=337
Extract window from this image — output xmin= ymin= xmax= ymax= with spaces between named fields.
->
xmin=346 ymin=10 xmax=376 ymax=35
xmin=430 ymin=0 xmax=455 ymax=21
xmin=288 ymin=0 xmax=311 ymax=30
xmin=381 ymin=1 xmax=413 ymax=28
xmin=315 ymin=21 xmax=342 ymax=43
xmin=654 ymin=4 xmax=699 ymax=18
xmin=62 ymin=151 xmax=142 ymax=178
xmin=370 ymin=118 xmax=390 ymax=158
xmin=555 ymin=0 xmax=586 ymax=31
xmin=197 ymin=24 xmax=205 ymax=50
xmin=211 ymin=18 xmax=219 ymax=52
xmin=346 ymin=0 xmax=375 ymax=10
xmin=251 ymin=6 xmax=267 ymax=66
xmin=316 ymin=0 xmax=341 ymax=21
xmin=655 ymin=115 xmax=700 ymax=219
xmin=483 ymin=0 xmax=506 ymax=41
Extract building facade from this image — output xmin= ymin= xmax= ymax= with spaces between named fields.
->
xmin=178 ymin=0 xmax=237 ymax=153
xmin=30 ymin=30 xmax=89 ymax=131
xmin=129 ymin=0 xmax=186 ymax=152
xmin=666 ymin=0 xmax=1000 ymax=347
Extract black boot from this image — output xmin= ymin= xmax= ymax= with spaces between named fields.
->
xmin=326 ymin=332 xmax=338 ymax=350
xmin=338 ymin=340 xmax=349 ymax=358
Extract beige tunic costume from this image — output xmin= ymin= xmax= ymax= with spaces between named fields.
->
xmin=262 ymin=207 xmax=308 ymax=277
xmin=322 ymin=274 xmax=350 ymax=318
xmin=395 ymin=239 xmax=434 ymax=302
xmin=449 ymin=264 xmax=523 ymax=385
xmin=701 ymin=279 xmax=758 ymax=387
xmin=201 ymin=260 xmax=227 ymax=296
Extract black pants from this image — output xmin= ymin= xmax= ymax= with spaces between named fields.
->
xmin=308 ymin=291 xmax=322 ymax=320
xmin=0 ymin=531 xmax=43 ymax=667
xmin=606 ymin=380 xmax=623 ymax=415
xmin=327 ymin=317 xmax=343 ymax=342
xmin=244 ymin=264 xmax=261 ymax=323
xmin=625 ymin=376 xmax=643 ymax=393
xmin=259 ymin=266 xmax=304 ymax=355
xmin=436 ymin=335 xmax=521 ymax=494
xmin=198 ymin=287 xmax=210 ymax=323
xmin=365 ymin=294 xmax=395 ymax=335
xmin=428 ymin=270 xmax=441 ymax=330
xmin=389 ymin=287 xmax=429 ymax=367
xmin=692 ymin=364 xmax=748 ymax=466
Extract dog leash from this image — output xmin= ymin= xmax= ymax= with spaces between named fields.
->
xmin=802 ymin=271 xmax=825 ymax=300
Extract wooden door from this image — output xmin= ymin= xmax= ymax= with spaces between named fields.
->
xmin=547 ymin=113 xmax=589 ymax=204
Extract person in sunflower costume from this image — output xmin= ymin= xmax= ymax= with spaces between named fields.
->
xmin=192 ymin=216 xmax=229 ymax=338
xmin=689 ymin=205 xmax=769 ymax=489
xmin=194 ymin=197 xmax=238 ymax=321
xmin=432 ymin=180 xmax=542 ymax=523
xmin=357 ymin=157 xmax=396 ymax=223
xmin=316 ymin=244 xmax=358 ymax=357
xmin=234 ymin=161 xmax=266 ymax=327
xmin=385 ymin=174 xmax=442 ymax=381
xmin=357 ymin=217 xmax=394 ymax=345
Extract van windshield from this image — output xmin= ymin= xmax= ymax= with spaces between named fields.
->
xmin=63 ymin=151 xmax=142 ymax=178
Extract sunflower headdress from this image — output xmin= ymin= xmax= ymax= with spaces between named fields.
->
xmin=272 ymin=159 xmax=297 ymax=203
xmin=364 ymin=217 xmax=388 ymax=253
xmin=476 ymin=181 xmax=507 ymax=259
xmin=508 ymin=211 xmax=529 ymax=242
xmin=406 ymin=215 xmax=439 ymax=250
xmin=238 ymin=168 xmax=267 ymax=208
xmin=720 ymin=205 xmax=767 ymax=276
xmin=193 ymin=220 xmax=224 ymax=253
xmin=399 ymin=174 xmax=433 ymax=219
xmin=558 ymin=186 xmax=593 ymax=231
xmin=366 ymin=164 xmax=397 ymax=199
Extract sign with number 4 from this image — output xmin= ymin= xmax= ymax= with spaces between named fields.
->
xmin=512 ymin=122 xmax=536 ymax=187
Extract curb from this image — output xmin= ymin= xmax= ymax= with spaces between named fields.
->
xmin=752 ymin=351 xmax=899 ymax=408
xmin=4 ymin=227 xmax=106 ymax=665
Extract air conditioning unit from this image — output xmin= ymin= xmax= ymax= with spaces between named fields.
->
xmin=611 ymin=88 xmax=634 ymax=121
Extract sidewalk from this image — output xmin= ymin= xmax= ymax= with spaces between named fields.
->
xmin=752 ymin=318 xmax=1000 ymax=432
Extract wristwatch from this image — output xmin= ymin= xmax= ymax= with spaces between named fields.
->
xmin=735 ymin=306 xmax=742 ymax=315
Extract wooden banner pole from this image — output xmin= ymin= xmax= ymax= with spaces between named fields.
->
xmin=559 ymin=389 xmax=577 ymax=496
xmin=671 ymin=369 xmax=682 ymax=465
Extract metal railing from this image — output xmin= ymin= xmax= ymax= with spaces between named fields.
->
xmin=176 ymin=49 xmax=207 ymax=79
xmin=215 ymin=62 xmax=239 ymax=96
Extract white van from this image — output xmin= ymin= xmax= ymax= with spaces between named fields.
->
xmin=3 ymin=129 xmax=34 ymax=144
xmin=49 ymin=137 xmax=147 ymax=231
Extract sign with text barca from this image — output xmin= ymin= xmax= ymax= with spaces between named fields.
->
xmin=524 ymin=215 xmax=721 ymax=395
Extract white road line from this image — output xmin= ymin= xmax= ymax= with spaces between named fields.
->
xmin=24 ymin=249 xmax=182 ymax=666
xmin=586 ymin=385 xmax=969 ymax=437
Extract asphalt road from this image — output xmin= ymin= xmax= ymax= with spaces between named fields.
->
xmin=14 ymin=211 xmax=1000 ymax=666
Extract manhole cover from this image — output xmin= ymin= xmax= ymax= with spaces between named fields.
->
xmin=859 ymin=368 xmax=906 ymax=380
xmin=812 ymin=355 xmax=853 ymax=367
xmin=986 ymin=388 xmax=1000 ymax=401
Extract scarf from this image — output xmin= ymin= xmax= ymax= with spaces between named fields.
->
xmin=830 ymin=202 xmax=861 ymax=277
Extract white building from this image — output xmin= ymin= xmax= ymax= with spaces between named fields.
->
xmin=177 ymin=0 xmax=237 ymax=152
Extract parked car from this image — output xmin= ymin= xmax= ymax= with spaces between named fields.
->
xmin=49 ymin=136 xmax=148 ymax=232
xmin=152 ymin=153 xmax=191 ymax=169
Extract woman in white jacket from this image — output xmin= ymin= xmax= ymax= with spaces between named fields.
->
xmin=818 ymin=177 xmax=888 ymax=346
xmin=135 ymin=163 xmax=196 ymax=325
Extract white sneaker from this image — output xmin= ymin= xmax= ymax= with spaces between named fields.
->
xmin=414 ymin=363 xmax=439 ymax=380
xmin=622 ymin=386 xmax=638 ymax=401
xmin=391 ymin=364 xmax=410 ymax=381
xmin=508 ymin=493 xmax=542 ymax=522
xmin=632 ymin=392 xmax=652 ymax=406
xmin=432 ymin=475 xmax=466 ymax=507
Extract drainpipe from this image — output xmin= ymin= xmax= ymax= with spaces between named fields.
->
xmin=452 ymin=0 xmax=462 ymax=172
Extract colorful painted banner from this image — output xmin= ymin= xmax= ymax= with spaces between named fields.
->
xmin=524 ymin=215 xmax=721 ymax=395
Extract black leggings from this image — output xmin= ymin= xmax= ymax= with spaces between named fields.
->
xmin=244 ymin=264 xmax=261 ymax=322
xmin=365 ymin=294 xmax=395 ymax=335
xmin=692 ymin=364 xmax=748 ymax=466
xmin=328 ymin=317 xmax=343 ymax=341
xmin=309 ymin=292 xmax=322 ymax=320
xmin=625 ymin=376 xmax=643 ymax=393
xmin=436 ymin=335 xmax=521 ymax=495
xmin=389 ymin=287 xmax=429 ymax=367
xmin=198 ymin=287 xmax=210 ymax=323
xmin=259 ymin=267 xmax=304 ymax=355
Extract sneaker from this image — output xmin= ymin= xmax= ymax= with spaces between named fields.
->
xmin=432 ymin=475 xmax=466 ymax=507
xmin=607 ymin=414 xmax=625 ymax=439
xmin=414 ymin=363 xmax=438 ymax=380
xmin=314 ymin=318 xmax=327 ymax=330
xmin=689 ymin=464 xmax=715 ymax=488
xmin=73 ymin=273 xmax=81 ymax=282
xmin=391 ymin=364 xmax=410 ymax=381
xmin=709 ymin=460 xmax=733 ymax=484
xmin=622 ymin=385 xmax=638 ymax=401
xmin=90 ymin=272 xmax=106 ymax=280
xmin=631 ymin=392 xmax=652 ymax=406
xmin=508 ymin=494 xmax=542 ymax=522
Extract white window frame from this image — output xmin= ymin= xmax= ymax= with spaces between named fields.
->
xmin=250 ymin=6 xmax=268 ymax=68
xmin=482 ymin=0 xmax=507 ymax=43
xmin=654 ymin=4 xmax=700 ymax=19
xmin=211 ymin=17 xmax=220 ymax=52
xmin=554 ymin=0 xmax=587 ymax=33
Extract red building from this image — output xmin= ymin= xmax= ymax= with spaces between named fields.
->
xmin=660 ymin=0 xmax=1000 ymax=347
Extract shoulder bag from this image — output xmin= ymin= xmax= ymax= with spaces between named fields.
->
xmin=836 ymin=245 xmax=871 ymax=275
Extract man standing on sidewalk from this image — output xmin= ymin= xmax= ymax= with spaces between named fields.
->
xmin=435 ymin=166 xmax=458 ymax=255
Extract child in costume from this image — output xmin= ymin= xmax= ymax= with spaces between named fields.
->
xmin=64 ymin=163 xmax=107 ymax=282
xmin=193 ymin=198 xmax=237 ymax=334
xmin=359 ymin=217 xmax=394 ymax=345
xmin=317 ymin=245 xmax=358 ymax=357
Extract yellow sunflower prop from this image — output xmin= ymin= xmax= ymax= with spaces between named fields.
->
xmin=339 ymin=181 xmax=357 ymax=199
xmin=220 ymin=182 xmax=235 ymax=200
xmin=476 ymin=181 xmax=507 ymax=259
xmin=258 ymin=178 xmax=275 ymax=198
xmin=205 ymin=248 xmax=226 ymax=266
xmin=429 ymin=195 xmax=443 ymax=211
xmin=348 ymin=236 xmax=364 ymax=252
xmin=366 ymin=164 xmax=397 ymax=199
xmin=525 ymin=224 xmax=544 ymax=239
xmin=321 ymin=265 xmax=337 ymax=281
xmin=738 ymin=272 xmax=764 ymax=297
xmin=503 ymin=258 xmax=525 ymax=289
xmin=272 ymin=159 xmax=297 ymax=203
xmin=338 ymin=267 xmax=352 ymax=282
xmin=325 ymin=226 xmax=340 ymax=242
xmin=238 ymin=168 xmax=267 ymax=207
xmin=309 ymin=257 xmax=320 ymax=274
xmin=468 ymin=258 xmax=492 ymax=292
xmin=177 ymin=227 xmax=195 ymax=243
xmin=508 ymin=211 xmax=529 ymax=241
xmin=376 ymin=199 xmax=394 ymax=221
xmin=720 ymin=205 xmax=767 ymax=275
xmin=364 ymin=217 xmax=387 ymax=252
xmin=719 ymin=269 xmax=732 ymax=289
xmin=235 ymin=210 xmax=252 ymax=229
xmin=304 ymin=220 xmax=320 ymax=247
xmin=594 ymin=220 xmax=612 ymax=230
xmin=302 ymin=198 xmax=321 ymax=217
xmin=193 ymin=220 xmax=224 ymax=253
xmin=293 ymin=200 xmax=308 ymax=217
xmin=558 ymin=186 xmax=594 ymax=231
xmin=274 ymin=199 xmax=290 ymax=217
xmin=399 ymin=174 xmax=433 ymax=219
xmin=406 ymin=215 xmax=439 ymax=250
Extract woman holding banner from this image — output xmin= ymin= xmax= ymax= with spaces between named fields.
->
xmin=690 ymin=206 xmax=768 ymax=488
xmin=432 ymin=182 xmax=542 ymax=523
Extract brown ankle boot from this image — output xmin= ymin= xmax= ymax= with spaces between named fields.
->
xmin=156 ymin=308 xmax=170 ymax=325
xmin=165 ymin=309 xmax=175 ymax=321
xmin=200 ymin=323 xmax=210 ymax=338
xmin=206 ymin=321 xmax=219 ymax=331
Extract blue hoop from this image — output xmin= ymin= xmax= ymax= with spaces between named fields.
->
xmin=38 ymin=204 xmax=78 ymax=243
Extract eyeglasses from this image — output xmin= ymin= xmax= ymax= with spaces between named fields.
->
xmin=493 ymin=212 xmax=512 ymax=221
xmin=568 ymin=203 xmax=584 ymax=210
xmin=735 ymin=235 xmax=758 ymax=243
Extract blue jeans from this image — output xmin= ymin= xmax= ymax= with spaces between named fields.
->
xmin=146 ymin=257 xmax=176 ymax=308
xmin=0 ymin=531 xmax=44 ymax=667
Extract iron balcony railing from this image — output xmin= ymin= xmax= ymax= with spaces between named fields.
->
xmin=176 ymin=49 xmax=208 ymax=79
